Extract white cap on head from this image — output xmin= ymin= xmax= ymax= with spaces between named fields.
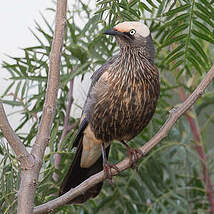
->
xmin=114 ymin=21 xmax=150 ymax=38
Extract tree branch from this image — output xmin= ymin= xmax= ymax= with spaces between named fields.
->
xmin=17 ymin=1 xmax=67 ymax=213
xmin=0 ymin=102 xmax=34 ymax=169
xmin=34 ymin=64 xmax=214 ymax=214
xmin=31 ymin=0 xmax=67 ymax=162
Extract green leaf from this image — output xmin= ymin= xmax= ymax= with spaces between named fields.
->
xmin=160 ymin=13 xmax=189 ymax=30
xmin=193 ymin=20 xmax=212 ymax=35
xmin=194 ymin=10 xmax=214 ymax=28
xmin=128 ymin=0 xmax=139 ymax=7
xmin=1 ymin=82 xmax=15 ymax=98
xmin=120 ymin=10 xmax=136 ymax=21
xmin=190 ymin=39 xmax=209 ymax=65
xmin=1 ymin=100 xmax=22 ymax=106
xmin=187 ymin=55 xmax=201 ymax=74
xmin=40 ymin=13 xmax=54 ymax=34
xmin=166 ymin=51 xmax=184 ymax=65
xmin=200 ymin=0 xmax=214 ymax=12
xmin=139 ymin=2 xmax=152 ymax=13
xmin=67 ymin=21 xmax=77 ymax=43
xmin=97 ymin=0 xmax=113 ymax=6
xmin=118 ymin=3 xmax=140 ymax=18
xmin=195 ymin=2 xmax=213 ymax=20
xmin=162 ymin=34 xmax=187 ymax=47
xmin=171 ymin=59 xmax=184 ymax=71
xmin=14 ymin=81 xmax=22 ymax=101
xmin=164 ymin=4 xmax=190 ymax=16
xmin=21 ymin=81 xmax=27 ymax=99
xmin=95 ymin=6 xmax=110 ymax=15
xmin=187 ymin=47 xmax=206 ymax=70
xmin=157 ymin=0 xmax=166 ymax=16
xmin=146 ymin=0 xmax=158 ymax=9
xmin=191 ymin=29 xmax=214 ymax=44
xmin=165 ymin=24 xmax=188 ymax=41
xmin=160 ymin=43 xmax=185 ymax=65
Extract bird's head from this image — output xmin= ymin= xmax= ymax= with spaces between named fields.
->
xmin=104 ymin=21 xmax=155 ymax=61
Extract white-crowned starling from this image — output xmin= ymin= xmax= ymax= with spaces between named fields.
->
xmin=59 ymin=21 xmax=160 ymax=203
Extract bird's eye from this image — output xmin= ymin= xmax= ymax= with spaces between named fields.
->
xmin=129 ymin=29 xmax=136 ymax=35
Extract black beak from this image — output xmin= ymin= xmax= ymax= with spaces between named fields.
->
xmin=103 ymin=29 xmax=122 ymax=36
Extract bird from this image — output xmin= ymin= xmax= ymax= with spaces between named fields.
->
xmin=59 ymin=21 xmax=160 ymax=204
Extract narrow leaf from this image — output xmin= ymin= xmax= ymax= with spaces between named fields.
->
xmin=187 ymin=55 xmax=201 ymax=74
xmin=171 ymin=59 xmax=183 ymax=71
xmin=166 ymin=51 xmax=184 ymax=65
xmin=1 ymin=82 xmax=15 ymax=98
xmin=147 ymin=0 xmax=158 ymax=9
xmin=188 ymin=48 xmax=206 ymax=70
xmin=190 ymin=39 xmax=209 ymax=65
xmin=164 ymin=4 xmax=190 ymax=16
xmin=157 ymin=0 xmax=166 ymax=16
xmin=193 ymin=20 xmax=212 ymax=35
xmin=14 ymin=81 xmax=22 ymax=100
xmin=160 ymin=14 xmax=189 ymax=30
xmin=165 ymin=24 xmax=188 ymax=41
xmin=200 ymin=0 xmax=214 ymax=12
xmin=128 ymin=0 xmax=139 ymax=7
xmin=21 ymin=81 xmax=27 ymax=99
xmin=162 ymin=34 xmax=187 ymax=47
xmin=194 ymin=10 xmax=214 ymax=28
xmin=195 ymin=3 xmax=213 ymax=20
xmin=139 ymin=2 xmax=152 ymax=13
xmin=161 ymin=43 xmax=185 ymax=65
xmin=192 ymin=29 xmax=214 ymax=44
xmin=1 ymin=100 xmax=22 ymax=106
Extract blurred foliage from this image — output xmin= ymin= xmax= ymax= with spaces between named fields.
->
xmin=0 ymin=0 xmax=214 ymax=213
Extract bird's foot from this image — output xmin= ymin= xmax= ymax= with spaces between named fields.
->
xmin=121 ymin=141 xmax=144 ymax=168
xmin=127 ymin=148 xmax=143 ymax=169
xmin=103 ymin=161 xmax=120 ymax=183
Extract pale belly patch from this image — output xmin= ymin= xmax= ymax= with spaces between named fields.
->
xmin=80 ymin=124 xmax=110 ymax=168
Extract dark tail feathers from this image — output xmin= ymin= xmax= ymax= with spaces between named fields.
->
xmin=59 ymin=136 xmax=110 ymax=204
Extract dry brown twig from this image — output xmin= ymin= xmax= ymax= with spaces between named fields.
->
xmin=0 ymin=0 xmax=67 ymax=213
xmin=33 ymin=64 xmax=214 ymax=214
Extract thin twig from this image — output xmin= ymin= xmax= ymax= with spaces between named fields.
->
xmin=34 ymin=64 xmax=214 ymax=214
xmin=53 ymin=69 xmax=74 ymax=182
xmin=0 ymin=102 xmax=34 ymax=169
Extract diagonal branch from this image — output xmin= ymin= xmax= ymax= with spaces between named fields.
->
xmin=34 ymin=64 xmax=214 ymax=214
xmin=0 ymin=102 xmax=34 ymax=169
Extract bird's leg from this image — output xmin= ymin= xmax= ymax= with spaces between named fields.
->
xmin=121 ymin=140 xmax=143 ymax=168
xmin=101 ymin=143 xmax=119 ymax=182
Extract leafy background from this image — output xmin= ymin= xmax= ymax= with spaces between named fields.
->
xmin=0 ymin=0 xmax=214 ymax=213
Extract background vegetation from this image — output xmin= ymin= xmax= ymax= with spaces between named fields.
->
xmin=0 ymin=0 xmax=214 ymax=213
